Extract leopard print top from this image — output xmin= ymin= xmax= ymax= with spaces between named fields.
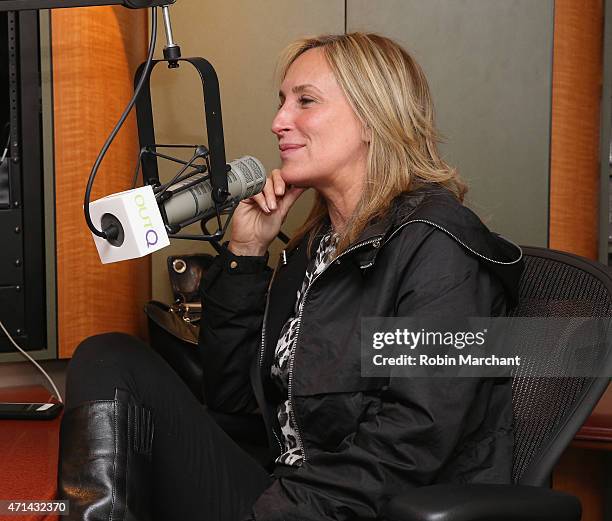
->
xmin=271 ymin=230 xmax=338 ymax=466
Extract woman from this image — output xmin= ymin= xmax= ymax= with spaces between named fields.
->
xmin=58 ymin=33 xmax=523 ymax=521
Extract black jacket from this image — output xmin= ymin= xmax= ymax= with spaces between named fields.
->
xmin=199 ymin=186 xmax=524 ymax=521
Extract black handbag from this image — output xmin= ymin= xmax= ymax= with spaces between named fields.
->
xmin=144 ymin=254 xmax=214 ymax=401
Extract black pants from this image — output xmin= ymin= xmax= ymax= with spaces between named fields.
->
xmin=64 ymin=332 xmax=274 ymax=521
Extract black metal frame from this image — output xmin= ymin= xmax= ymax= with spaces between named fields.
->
xmin=0 ymin=0 xmax=171 ymax=11
xmin=0 ymin=9 xmax=46 ymax=352
xmin=19 ymin=9 xmax=46 ymax=350
xmin=134 ymin=57 xmax=233 ymax=241
xmin=134 ymin=58 xmax=227 ymax=197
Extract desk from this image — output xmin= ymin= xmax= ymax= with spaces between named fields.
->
xmin=554 ymin=384 xmax=612 ymax=521
xmin=0 ymin=386 xmax=62 ymax=521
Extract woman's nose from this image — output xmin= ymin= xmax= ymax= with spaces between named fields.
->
xmin=271 ymin=104 xmax=292 ymax=136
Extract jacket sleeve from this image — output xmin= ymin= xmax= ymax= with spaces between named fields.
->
xmin=251 ymin=227 xmax=510 ymax=521
xmin=198 ymin=247 xmax=272 ymax=413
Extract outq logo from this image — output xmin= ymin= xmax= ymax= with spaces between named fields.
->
xmin=134 ymin=193 xmax=159 ymax=248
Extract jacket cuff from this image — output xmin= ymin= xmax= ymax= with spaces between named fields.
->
xmin=219 ymin=247 xmax=270 ymax=275
xmin=199 ymin=246 xmax=272 ymax=306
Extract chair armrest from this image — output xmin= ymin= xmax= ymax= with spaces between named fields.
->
xmin=380 ymin=484 xmax=581 ymax=521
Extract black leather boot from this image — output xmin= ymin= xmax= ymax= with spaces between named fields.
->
xmin=57 ymin=388 xmax=154 ymax=521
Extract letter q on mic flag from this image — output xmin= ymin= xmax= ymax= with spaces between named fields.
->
xmin=88 ymin=186 xmax=170 ymax=264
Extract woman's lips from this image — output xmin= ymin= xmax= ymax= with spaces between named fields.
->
xmin=279 ymin=144 xmax=305 ymax=158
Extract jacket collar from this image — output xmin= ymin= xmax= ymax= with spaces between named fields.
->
xmin=348 ymin=186 xmax=441 ymax=269
xmin=275 ymin=185 xmax=523 ymax=311
xmin=348 ymin=185 xmax=524 ymax=304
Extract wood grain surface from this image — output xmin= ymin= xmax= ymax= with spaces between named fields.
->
xmin=553 ymin=445 xmax=609 ymax=521
xmin=549 ymin=4 xmax=609 ymax=519
xmin=549 ymin=0 xmax=604 ymax=259
xmin=549 ymin=5 xmax=607 ymax=518
xmin=0 ymin=386 xmax=61 ymax=521
xmin=52 ymin=7 xmax=150 ymax=358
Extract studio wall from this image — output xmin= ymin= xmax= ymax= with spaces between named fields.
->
xmin=347 ymin=0 xmax=554 ymax=247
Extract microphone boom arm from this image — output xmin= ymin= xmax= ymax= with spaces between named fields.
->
xmin=0 ymin=0 xmax=172 ymax=11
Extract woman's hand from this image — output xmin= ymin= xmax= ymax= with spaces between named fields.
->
xmin=228 ymin=169 xmax=305 ymax=256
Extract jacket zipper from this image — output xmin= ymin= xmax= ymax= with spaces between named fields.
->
xmin=258 ymin=265 xmax=283 ymax=453
xmin=287 ymin=236 xmax=382 ymax=463
xmin=385 ymin=219 xmax=523 ymax=265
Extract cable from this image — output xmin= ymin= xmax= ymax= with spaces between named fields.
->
xmin=84 ymin=6 xmax=158 ymax=239
xmin=131 ymin=148 xmax=145 ymax=189
xmin=0 ymin=319 xmax=63 ymax=404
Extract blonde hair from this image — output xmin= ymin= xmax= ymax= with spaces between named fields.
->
xmin=279 ymin=33 xmax=467 ymax=256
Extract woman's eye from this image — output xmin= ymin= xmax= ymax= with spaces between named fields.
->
xmin=276 ymin=97 xmax=314 ymax=110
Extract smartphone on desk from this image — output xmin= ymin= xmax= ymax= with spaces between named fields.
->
xmin=0 ymin=402 xmax=63 ymax=420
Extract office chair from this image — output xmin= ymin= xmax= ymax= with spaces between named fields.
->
xmin=382 ymin=246 xmax=612 ymax=520
xmin=147 ymin=246 xmax=612 ymax=521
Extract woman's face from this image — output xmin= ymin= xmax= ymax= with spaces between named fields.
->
xmin=271 ymin=48 xmax=368 ymax=189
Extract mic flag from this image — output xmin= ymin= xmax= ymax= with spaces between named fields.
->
xmin=88 ymin=185 xmax=170 ymax=264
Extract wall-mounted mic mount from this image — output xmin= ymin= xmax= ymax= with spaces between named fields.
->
xmin=160 ymin=4 xmax=180 ymax=67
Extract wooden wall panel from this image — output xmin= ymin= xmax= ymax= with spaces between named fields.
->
xmin=549 ymin=0 xmax=604 ymax=259
xmin=52 ymin=6 xmax=150 ymax=358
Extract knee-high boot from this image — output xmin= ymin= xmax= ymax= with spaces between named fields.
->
xmin=57 ymin=388 xmax=154 ymax=521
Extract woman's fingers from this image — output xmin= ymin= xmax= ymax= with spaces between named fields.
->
xmin=261 ymin=177 xmax=278 ymax=211
xmin=250 ymin=192 xmax=270 ymax=213
xmin=258 ymin=172 xmax=285 ymax=212
xmin=271 ymin=169 xmax=286 ymax=196
xmin=243 ymin=173 xmax=301 ymax=216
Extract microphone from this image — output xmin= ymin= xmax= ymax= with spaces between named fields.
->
xmin=88 ymin=156 xmax=267 ymax=264
xmin=161 ymin=156 xmax=266 ymax=229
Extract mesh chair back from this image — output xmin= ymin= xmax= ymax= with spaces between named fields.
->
xmin=509 ymin=247 xmax=612 ymax=486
